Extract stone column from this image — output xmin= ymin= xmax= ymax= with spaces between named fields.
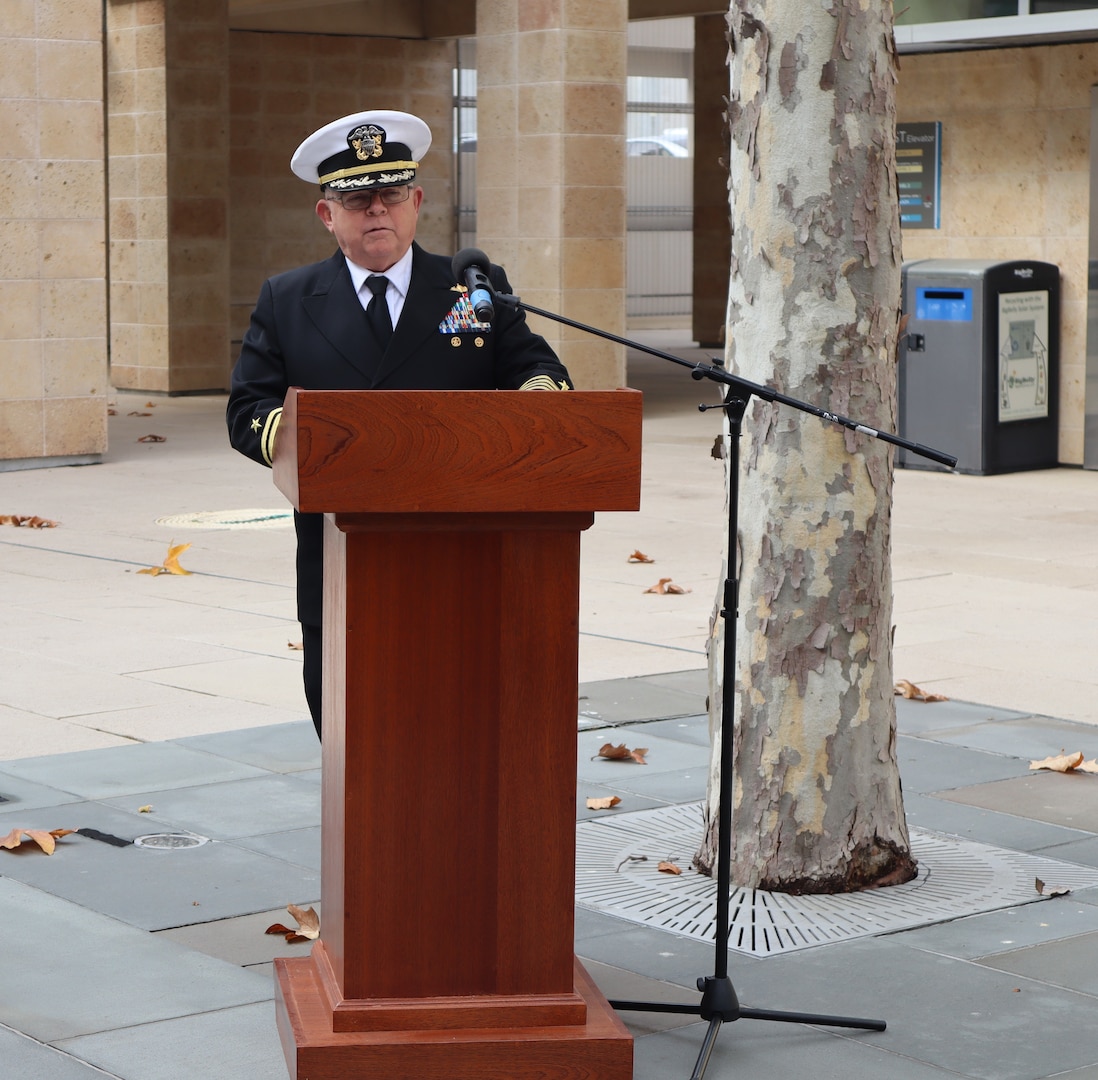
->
xmin=692 ymin=12 xmax=732 ymax=350
xmin=0 ymin=0 xmax=107 ymax=467
xmin=475 ymin=0 xmax=627 ymax=389
xmin=106 ymin=0 xmax=229 ymax=393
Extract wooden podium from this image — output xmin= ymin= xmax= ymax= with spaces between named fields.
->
xmin=272 ymin=389 xmax=641 ymax=1080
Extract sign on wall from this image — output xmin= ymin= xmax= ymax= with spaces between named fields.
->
xmin=896 ymin=122 xmax=941 ymax=229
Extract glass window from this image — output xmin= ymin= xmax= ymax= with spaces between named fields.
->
xmin=895 ymin=1 xmax=1018 ymax=23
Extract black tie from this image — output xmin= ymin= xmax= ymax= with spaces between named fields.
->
xmin=366 ymin=275 xmax=393 ymax=350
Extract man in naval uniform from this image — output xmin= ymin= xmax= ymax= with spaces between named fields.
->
xmin=227 ymin=110 xmax=571 ymax=739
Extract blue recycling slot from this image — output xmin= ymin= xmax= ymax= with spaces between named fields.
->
xmin=915 ymin=287 xmax=973 ymax=322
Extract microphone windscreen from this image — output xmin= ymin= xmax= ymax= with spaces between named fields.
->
xmin=452 ymin=247 xmax=491 ymax=279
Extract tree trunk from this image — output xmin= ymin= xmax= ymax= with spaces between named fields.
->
xmin=695 ymin=0 xmax=916 ymax=894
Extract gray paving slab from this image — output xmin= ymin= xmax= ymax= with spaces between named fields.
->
xmin=582 ymin=959 xmax=701 ymax=1035
xmin=155 ymin=908 xmax=317 ymax=968
xmin=897 ymin=899 xmax=1098 ymax=960
xmin=902 ymin=790 xmax=1096 ymax=852
xmin=578 ymin=676 xmax=707 ymax=725
xmin=1037 ymin=833 xmax=1098 ymax=868
xmin=0 ymin=1026 xmax=120 ymax=1080
xmin=0 ymin=803 xmax=319 ymax=930
xmin=576 ymin=919 xmax=757 ymax=989
xmin=598 ymin=765 xmax=712 ymax=804
xmin=0 ymin=770 xmax=85 ymax=812
xmin=978 ymin=929 xmax=1098 ymax=996
xmin=577 ymin=727 xmax=710 ymax=783
xmin=100 ymin=772 xmax=320 ymax=842
xmin=635 ymin=669 xmax=709 ymax=698
xmin=0 ymin=742 xmax=268 ymax=799
xmin=629 ymin=714 xmax=712 ymax=746
xmin=175 ymin=721 xmax=320 ymax=773
xmin=229 ymin=825 xmax=320 ymax=872
xmin=631 ymin=1021 xmax=964 ymax=1080
xmin=928 ymin=715 xmax=1098 ymax=761
xmin=576 ymin=783 xmax=669 ymax=821
xmin=729 ymin=935 xmax=1098 ymax=1080
xmin=895 ymin=695 xmax=1031 ymax=736
xmin=897 ymin=733 xmax=1032 ymax=794
xmin=939 ymin=771 xmax=1098 ymax=832
xmin=55 ymin=1002 xmax=285 ymax=1080
xmin=0 ymin=878 xmax=270 ymax=1043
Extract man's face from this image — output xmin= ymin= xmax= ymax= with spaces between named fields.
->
xmin=316 ymin=185 xmax=424 ymax=271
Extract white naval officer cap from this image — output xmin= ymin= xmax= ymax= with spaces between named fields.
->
xmin=290 ymin=110 xmax=432 ymax=191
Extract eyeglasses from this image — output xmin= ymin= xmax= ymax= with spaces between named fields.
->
xmin=325 ymin=186 xmax=412 ymax=211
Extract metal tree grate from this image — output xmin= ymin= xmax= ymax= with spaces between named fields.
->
xmin=155 ymin=509 xmax=292 ymax=530
xmin=576 ymin=803 xmax=1098 ymax=957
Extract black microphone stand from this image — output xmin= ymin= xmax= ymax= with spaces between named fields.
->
xmin=495 ymin=289 xmax=957 ymax=1080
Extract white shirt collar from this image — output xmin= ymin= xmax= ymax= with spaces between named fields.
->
xmin=345 ymin=247 xmax=414 ymax=315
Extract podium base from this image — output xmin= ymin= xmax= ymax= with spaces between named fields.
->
xmin=274 ymin=956 xmax=633 ymax=1080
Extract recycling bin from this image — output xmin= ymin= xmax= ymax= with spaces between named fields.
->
xmin=898 ymin=259 xmax=1059 ymax=474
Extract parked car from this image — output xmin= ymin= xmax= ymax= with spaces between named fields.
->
xmin=626 ymin=136 xmax=689 ymax=157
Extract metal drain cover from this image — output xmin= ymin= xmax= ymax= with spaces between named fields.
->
xmin=576 ymin=803 xmax=1098 ymax=957
xmin=133 ymin=833 xmax=209 ymax=850
xmin=154 ymin=509 xmax=292 ymax=530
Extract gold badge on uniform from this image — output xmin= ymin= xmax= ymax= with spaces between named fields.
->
xmin=474 ymin=337 xmax=485 ymax=348
xmin=451 ymin=336 xmax=461 ymax=347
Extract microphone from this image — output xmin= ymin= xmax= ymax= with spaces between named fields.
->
xmin=451 ymin=247 xmax=495 ymax=323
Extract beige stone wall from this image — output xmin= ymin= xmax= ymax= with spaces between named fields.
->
xmin=898 ymin=43 xmax=1096 ymax=465
xmin=228 ymin=31 xmax=457 ymax=348
xmin=475 ymin=0 xmax=628 ymax=390
xmin=0 ymin=0 xmax=108 ymax=466
xmin=107 ymin=0 xmax=230 ymax=394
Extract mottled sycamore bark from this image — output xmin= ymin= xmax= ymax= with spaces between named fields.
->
xmin=695 ymin=0 xmax=916 ymax=893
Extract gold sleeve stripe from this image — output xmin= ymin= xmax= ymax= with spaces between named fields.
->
xmin=519 ymin=374 xmax=570 ymax=392
xmin=261 ymin=407 xmax=283 ymax=466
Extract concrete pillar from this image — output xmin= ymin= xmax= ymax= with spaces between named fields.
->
xmin=692 ymin=12 xmax=731 ymax=350
xmin=0 ymin=0 xmax=107 ymax=467
xmin=106 ymin=0 xmax=230 ymax=393
xmin=475 ymin=0 xmax=628 ymax=390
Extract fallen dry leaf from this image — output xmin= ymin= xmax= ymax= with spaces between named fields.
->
xmin=657 ymin=860 xmax=683 ymax=876
xmin=138 ymin=805 xmax=154 ymax=813
xmin=644 ymin=577 xmax=691 ymax=595
xmin=597 ymin=743 xmax=648 ymax=765
xmin=628 ymin=550 xmax=655 ymax=563
xmin=1029 ymin=751 xmax=1085 ymax=773
xmin=1035 ymin=877 xmax=1072 ymax=897
xmin=1078 ymin=759 xmax=1098 ymax=774
xmin=586 ymin=796 xmax=622 ymax=810
xmin=128 ymin=411 xmax=152 ymax=417
xmin=266 ymin=903 xmax=321 ymax=944
xmin=138 ymin=541 xmax=193 ymax=577
xmin=0 ymin=515 xmax=59 ymax=528
xmin=287 ymin=641 xmax=304 ymax=651
xmin=894 ymin=679 xmax=949 ymax=702
xmin=0 ymin=827 xmax=76 ymax=855
xmin=137 ymin=434 xmax=166 ymax=443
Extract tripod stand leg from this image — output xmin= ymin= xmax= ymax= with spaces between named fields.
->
xmin=738 ymin=1006 xmax=886 ymax=1031
xmin=689 ymin=1017 xmax=723 ymax=1080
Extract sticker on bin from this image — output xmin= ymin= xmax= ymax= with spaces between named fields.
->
xmin=915 ymin=287 xmax=973 ymax=322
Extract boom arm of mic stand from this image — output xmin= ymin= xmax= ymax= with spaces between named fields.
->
xmin=494 ymin=291 xmax=957 ymax=470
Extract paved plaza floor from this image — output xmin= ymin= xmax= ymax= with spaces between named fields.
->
xmin=3 ymin=342 xmax=1098 ymax=1079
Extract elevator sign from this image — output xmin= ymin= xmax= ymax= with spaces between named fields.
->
xmin=896 ymin=122 xmax=941 ymax=230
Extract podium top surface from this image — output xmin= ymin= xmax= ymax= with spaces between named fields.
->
xmin=273 ymin=389 xmax=642 ymax=515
